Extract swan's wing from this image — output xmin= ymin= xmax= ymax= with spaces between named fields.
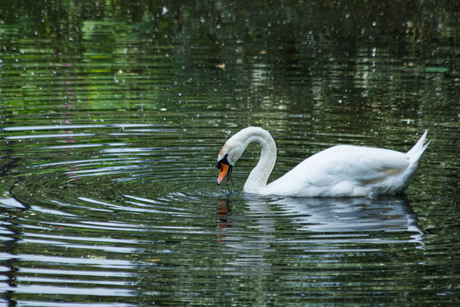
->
xmin=304 ymin=145 xmax=410 ymax=186
xmin=272 ymin=145 xmax=409 ymax=189
xmin=265 ymin=145 xmax=413 ymax=197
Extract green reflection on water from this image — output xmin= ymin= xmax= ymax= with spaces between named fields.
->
xmin=0 ymin=0 xmax=458 ymax=306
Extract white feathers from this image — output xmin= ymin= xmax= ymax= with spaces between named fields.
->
xmin=217 ymin=127 xmax=429 ymax=197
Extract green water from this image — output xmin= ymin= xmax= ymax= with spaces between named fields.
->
xmin=0 ymin=1 xmax=458 ymax=305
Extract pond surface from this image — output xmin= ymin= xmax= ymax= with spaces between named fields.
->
xmin=0 ymin=1 xmax=459 ymax=306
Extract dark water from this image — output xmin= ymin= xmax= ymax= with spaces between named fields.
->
xmin=0 ymin=1 xmax=459 ymax=305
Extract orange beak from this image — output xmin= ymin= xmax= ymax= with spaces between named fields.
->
xmin=217 ymin=164 xmax=233 ymax=185
xmin=217 ymin=164 xmax=229 ymax=185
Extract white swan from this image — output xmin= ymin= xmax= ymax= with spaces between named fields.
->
xmin=217 ymin=127 xmax=429 ymax=197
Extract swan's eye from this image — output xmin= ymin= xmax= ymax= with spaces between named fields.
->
xmin=217 ymin=154 xmax=230 ymax=169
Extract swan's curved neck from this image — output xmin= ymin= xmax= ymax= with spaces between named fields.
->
xmin=236 ymin=128 xmax=277 ymax=193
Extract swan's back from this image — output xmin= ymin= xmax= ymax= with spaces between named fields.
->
xmin=264 ymin=131 xmax=429 ymax=197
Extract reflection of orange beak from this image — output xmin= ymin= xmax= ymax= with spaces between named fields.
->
xmin=217 ymin=164 xmax=229 ymax=185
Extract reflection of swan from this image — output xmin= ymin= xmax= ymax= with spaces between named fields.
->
xmin=217 ymin=127 xmax=429 ymax=197
xmin=217 ymin=196 xmax=424 ymax=249
xmin=276 ymin=196 xmax=424 ymax=249
xmin=273 ymin=196 xmax=422 ymax=234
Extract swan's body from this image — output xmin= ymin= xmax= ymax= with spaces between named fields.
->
xmin=217 ymin=127 xmax=429 ymax=197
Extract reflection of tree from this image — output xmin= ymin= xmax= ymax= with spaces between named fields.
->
xmin=1 ymin=1 xmax=457 ymax=48
xmin=1 ymin=1 xmax=457 ymax=112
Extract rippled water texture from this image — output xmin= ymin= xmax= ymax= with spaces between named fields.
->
xmin=0 ymin=1 xmax=459 ymax=305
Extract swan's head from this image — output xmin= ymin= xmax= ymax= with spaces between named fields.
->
xmin=216 ymin=139 xmax=244 ymax=185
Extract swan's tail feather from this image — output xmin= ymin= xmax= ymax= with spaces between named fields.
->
xmin=406 ymin=130 xmax=430 ymax=164
xmin=395 ymin=130 xmax=430 ymax=192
